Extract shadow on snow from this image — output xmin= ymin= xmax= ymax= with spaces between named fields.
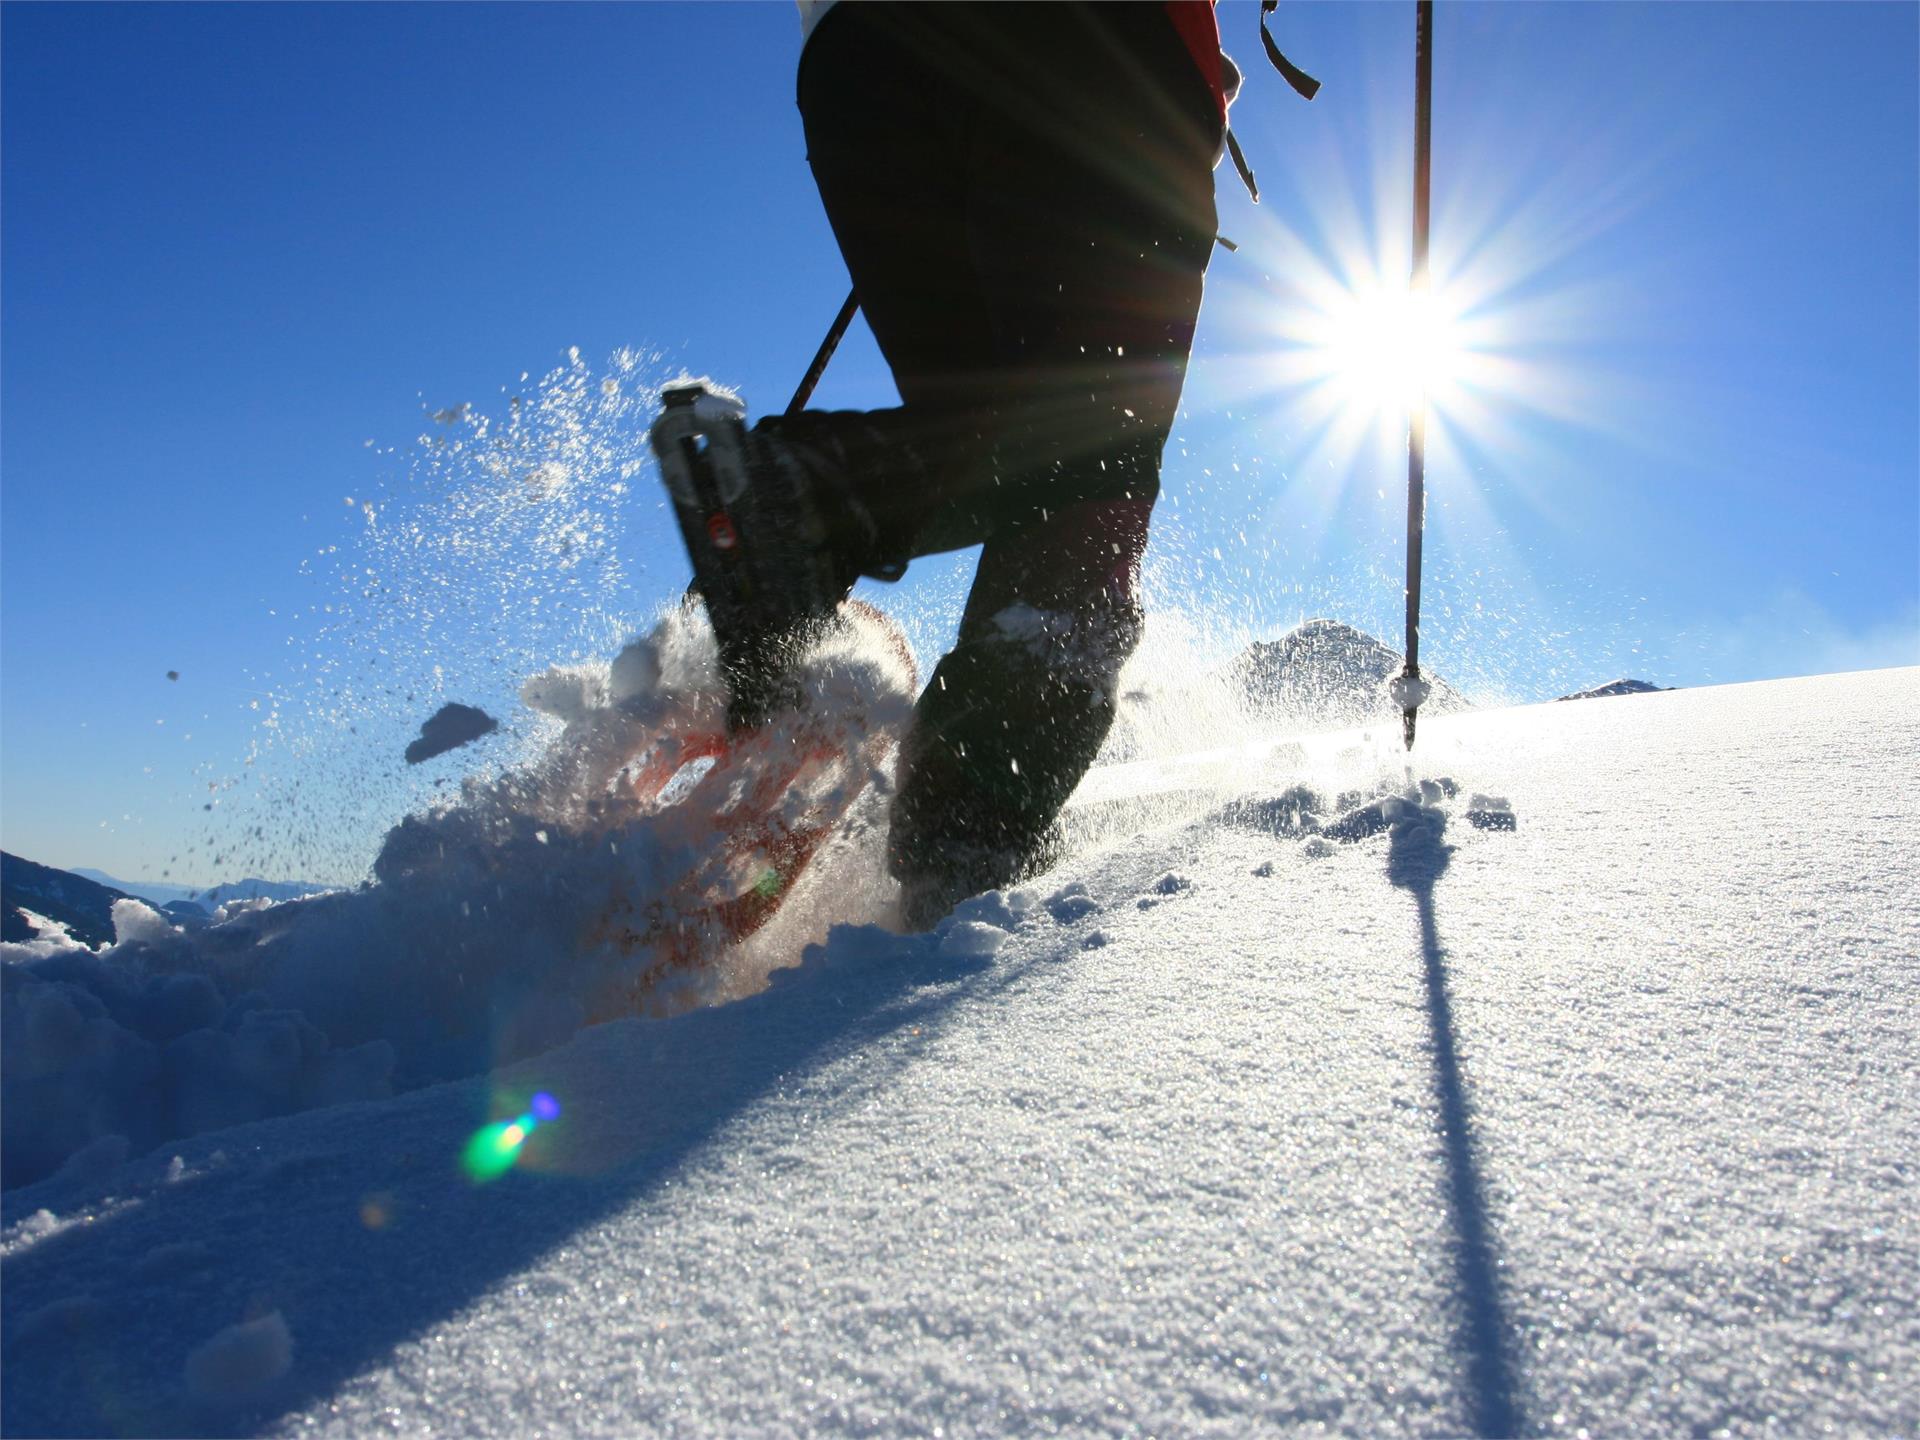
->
xmin=1 ymin=932 xmax=995 ymax=1438
xmin=1388 ymin=805 xmax=1529 ymax=1438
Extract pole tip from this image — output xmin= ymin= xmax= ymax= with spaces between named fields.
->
xmin=1388 ymin=667 xmax=1428 ymax=752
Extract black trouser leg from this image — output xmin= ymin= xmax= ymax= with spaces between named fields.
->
xmin=797 ymin=3 xmax=1219 ymax=553
xmin=794 ymin=3 xmax=1218 ymax=913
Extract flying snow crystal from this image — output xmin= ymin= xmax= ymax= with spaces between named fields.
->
xmin=359 ymin=1192 xmax=396 ymax=1230
xmin=404 ymin=702 xmax=500 ymax=765
xmin=181 ymin=345 xmax=671 ymax=886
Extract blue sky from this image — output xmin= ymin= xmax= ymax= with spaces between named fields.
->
xmin=3 ymin=1 xmax=1915 ymax=882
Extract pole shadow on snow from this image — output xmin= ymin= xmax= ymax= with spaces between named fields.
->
xmin=0 ymin=936 xmax=1003 ymax=1439
xmin=1387 ymin=806 xmax=1529 ymax=1438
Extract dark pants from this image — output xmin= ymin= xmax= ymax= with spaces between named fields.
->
xmin=795 ymin=2 xmax=1220 ymax=911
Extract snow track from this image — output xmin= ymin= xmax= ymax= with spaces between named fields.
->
xmin=3 ymin=668 xmax=1916 ymax=1437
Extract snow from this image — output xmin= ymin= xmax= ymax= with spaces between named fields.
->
xmin=2 ymin=665 xmax=1917 ymax=1436
xmin=6 ymin=907 xmax=74 ymax=947
xmin=1 ymin=603 xmax=915 ymax=1191
xmin=185 ymin=1312 xmax=295 ymax=1406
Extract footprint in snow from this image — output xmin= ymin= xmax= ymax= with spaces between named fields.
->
xmin=1225 ymin=777 xmax=1516 ymax=868
xmin=1466 ymin=793 xmax=1517 ymax=830
xmin=1046 ymin=882 xmax=1100 ymax=924
xmin=1138 ymin=872 xmax=1192 ymax=909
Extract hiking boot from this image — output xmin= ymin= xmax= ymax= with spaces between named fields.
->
xmin=650 ymin=382 xmax=891 ymax=728
xmin=887 ymin=640 xmax=1124 ymax=929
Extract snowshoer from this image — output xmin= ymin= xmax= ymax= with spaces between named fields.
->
xmin=657 ymin=2 xmax=1231 ymax=928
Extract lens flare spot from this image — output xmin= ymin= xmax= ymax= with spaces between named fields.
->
xmin=462 ymin=1121 xmax=526 ymax=1182
xmin=461 ymin=1089 xmax=564 ymax=1183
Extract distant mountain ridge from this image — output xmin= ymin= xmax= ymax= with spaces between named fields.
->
xmin=70 ymin=868 xmax=328 ymax=913
xmin=1224 ymin=617 xmax=1472 ymax=728
xmin=1557 ymin=678 xmax=1672 ymax=702
xmin=4 ymin=857 xmax=330 ymax=948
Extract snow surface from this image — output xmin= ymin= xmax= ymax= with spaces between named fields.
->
xmin=3 ymin=666 xmax=1917 ymax=1437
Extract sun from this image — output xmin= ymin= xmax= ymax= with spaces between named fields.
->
xmin=1315 ymin=283 xmax=1469 ymax=417
xmin=1181 ymin=34 xmax=1668 ymax=604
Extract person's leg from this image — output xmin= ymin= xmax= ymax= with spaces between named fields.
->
xmin=914 ymin=2 xmax=1221 ymax=547
xmin=788 ymin=4 xmax=1215 ymax=565
xmin=887 ymin=496 xmax=1153 ymax=924
xmin=786 ymin=4 xmax=1219 ymax=921
xmin=882 ymin=5 xmax=1222 ymax=921
xmin=784 ymin=4 xmax=1004 ymax=573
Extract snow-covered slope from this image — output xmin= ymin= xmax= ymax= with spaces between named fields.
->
xmin=1 ymin=853 xmax=132 ymax=948
xmin=3 ymin=667 xmax=1916 ymax=1437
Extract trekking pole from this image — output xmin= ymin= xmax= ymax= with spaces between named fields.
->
xmin=786 ymin=288 xmax=859 ymax=416
xmin=1390 ymin=0 xmax=1435 ymax=751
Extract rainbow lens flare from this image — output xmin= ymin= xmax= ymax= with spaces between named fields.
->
xmin=461 ymin=1090 xmax=561 ymax=1183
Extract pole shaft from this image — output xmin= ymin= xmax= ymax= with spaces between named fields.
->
xmin=1404 ymin=0 xmax=1433 ymax=678
xmin=786 ymin=289 xmax=860 ymax=416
